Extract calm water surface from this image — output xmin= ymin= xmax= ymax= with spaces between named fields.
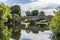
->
xmin=10 ymin=22 xmax=53 ymax=40
xmin=10 ymin=30 xmax=52 ymax=40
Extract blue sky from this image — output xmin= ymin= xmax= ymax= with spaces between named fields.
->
xmin=1 ymin=0 xmax=59 ymax=7
xmin=1 ymin=0 xmax=36 ymax=6
xmin=0 ymin=0 xmax=60 ymax=16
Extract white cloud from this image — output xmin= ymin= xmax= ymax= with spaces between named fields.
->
xmin=11 ymin=0 xmax=60 ymax=16
xmin=37 ymin=0 xmax=60 ymax=4
xmin=30 ymin=0 xmax=35 ymax=1
xmin=21 ymin=0 xmax=60 ymax=11
xmin=0 ymin=0 xmax=8 ymax=2
xmin=20 ymin=0 xmax=60 ymax=16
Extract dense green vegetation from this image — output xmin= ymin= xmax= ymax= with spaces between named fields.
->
xmin=31 ymin=10 xmax=39 ymax=16
xmin=49 ymin=11 xmax=60 ymax=40
xmin=39 ymin=11 xmax=45 ymax=16
xmin=10 ymin=5 xmax=21 ymax=16
xmin=26 ymin=10 xmax=45 ymax=16
xmin=0 ymin=4 xmax=12 ymax=40
xmin=26 ymin=11 xmax=30 ymax=16
xmin=0 ymin=4 xmax=21 ymax=40
xmin=11 ymin=30 xmax=21 ymax=40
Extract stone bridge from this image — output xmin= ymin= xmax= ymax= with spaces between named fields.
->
xmin=27 ymin=16 xmax=52 ymax=21
xmin=15 ymin=16 xmax=53 ymax=22
xmin=14 ymin=16 xmax=53 ymax=26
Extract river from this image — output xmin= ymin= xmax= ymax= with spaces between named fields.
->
xmin=10 ymin=26 xmax=53 ymax=40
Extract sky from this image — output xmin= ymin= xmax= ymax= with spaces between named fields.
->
xmin=0 ymin=0 xmax=60 ymax=16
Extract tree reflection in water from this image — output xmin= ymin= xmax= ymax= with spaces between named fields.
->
xmin=10 ymin=24 xmax=49 ymax=40
xmin=52 ymin=36 xmax=60 ymax=40
xmin=11 ymin=30 xmax=21 ymax=40
xmin=25 ymin=25 xmax=49 ymax=34
xmin=1 ymin=23 xmax=51 ymax=40
xmin=52 ymin=34 xmax=60 ymax=40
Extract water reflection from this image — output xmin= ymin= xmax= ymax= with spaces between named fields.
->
xmin=52 ymin=34 xmax=60 ymax=40
xmin=11 ymin=30 xmax=21 ymax=40
xmin=10 ymin=24 xmax=53 ymax=40
xmin=9 ymin=23 xmax=60 ymax=40
xmin=25 ymin=25 xmax=49 ymax=33
xmin=20 ymin=30 xmax=52 ymax=40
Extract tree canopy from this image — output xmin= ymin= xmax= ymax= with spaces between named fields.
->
xmin=31 ymin=10 xmax=39 ymax=16
xmin=39 ymin=11 xmax=45 ymax=16
xmin=49 ymin=11 xmax=60 ymax=39
xmin=26 ymin=11 xmax=30 ymax=16
xmin=0 ymin=4 xmax=12 ymax=40
xmin=10 ymin=5 xmax=21 ymax=16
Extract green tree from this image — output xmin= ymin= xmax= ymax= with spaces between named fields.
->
xmin=26 ymin=11 xmax=30 ymax=16
xmin=10 ymin=5 xmax=21 ymax=31
xmin=31 ymin=10 xmax=39 ymax=16
xmin=13 ymin=14 xmax=19 ymax=19
xmin=0 ymin=4 xmax=12 ymax=40
xmin=10 ymin=5 xmax=21 ymax=16
xmin=11 ymin=30 xmax=21 ymax=40
xmin=39 ymin=11 xmax=45 ymax=16
xmin=49 ymin=11 xmax=60 ymax=40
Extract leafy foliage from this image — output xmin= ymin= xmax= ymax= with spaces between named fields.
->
xmin=10 ymin=5 xmax=21 ymax=16
xmin=26 ymin=11 xmax=31 ymax=16
xmin=11 ymin=30 xmax=21 ymax=40
xmin=39 ymin=11 xmax=45 ymax=16
xmin=0 ymin=3 xmax=22 ymax=40
xmin=31 ymin=10 xmax=39 ymax=16
xmin=13 ymin=14 xmax=19 ymax=19
xmin=49 ymin=11 xmax=60 ymax=39
xmin=0 ymin=4 xmax=12 ymax=40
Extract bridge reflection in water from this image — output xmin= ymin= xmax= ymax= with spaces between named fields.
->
xmin=10 ymin=16 xmax=54 ymax=40
xmin=14 ymin=16 xmax=53 ymax=27
xmin=10 ymin=24 xmax=60 ymax=40
xmin=10 ymin=25 xmax=52 ymax=40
